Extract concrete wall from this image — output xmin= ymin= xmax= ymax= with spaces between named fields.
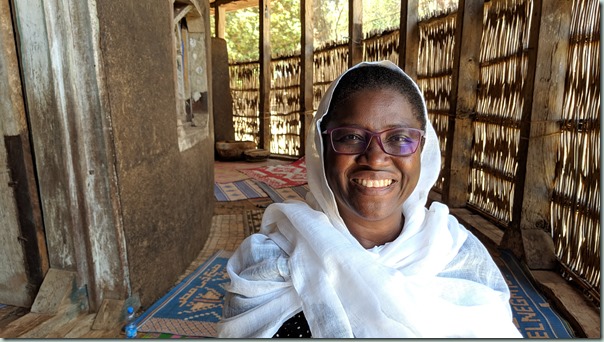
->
xmin=95 ymin=1 xmax=215 ymax=307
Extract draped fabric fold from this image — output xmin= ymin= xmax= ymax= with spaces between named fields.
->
xmin=217 ymin=61 xmax=521 ymax=338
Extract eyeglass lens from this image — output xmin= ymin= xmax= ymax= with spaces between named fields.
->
xmin=328 ymin=127 xmax=423 ymax=156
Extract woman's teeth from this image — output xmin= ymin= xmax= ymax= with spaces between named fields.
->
xmin=354 ymin=179 xmax=393 ymax=188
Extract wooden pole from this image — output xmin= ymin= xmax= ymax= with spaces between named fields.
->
xmin=403 ymin=0 xmax=419 ymax=80
xmin=214 ymin=6 xmax=226 ymax=39
xmin=259 ymin=0 xmax=271 ymax=150
xmin=502 ymin=0 xmax=572 ymax=269
xmin=397 ymin=0 xmax=408 ymax=69
xmin=442 ymin=0 xmax=482 ymax=207
xmin=300 ymin=0 xmax=314 ymax=156
xmin=348 ymin=0 xmax=362 ymax=67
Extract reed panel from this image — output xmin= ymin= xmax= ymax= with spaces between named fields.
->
xmin=469 ymin=0 xmax=533 ymax=224
xmin=230 ymin=61 xmax=261 ymax=145
xmin=417 ymin=13 xmax=457 ymax=191
xmin=550 ymin=0 xmax=600 ymax=304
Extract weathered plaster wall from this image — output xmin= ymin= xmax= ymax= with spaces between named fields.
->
xmin=211 ymin=37 xmax=235 ymax=142
xmin=96 ymin=1 xmax=214 ymax=306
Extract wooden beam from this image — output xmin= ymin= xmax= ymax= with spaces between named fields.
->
xmin=259 ymin=0 xmax=271 ymax=149
xmin=300 ymin=0 xmax=314 ymax=156
xmin=508 ymin=0 xmax=543 ymax=234
xmin=215 ymin=6 xmax=226 ymax=38
xmin=397 ymin=0 xmax=408 ymax=68
xmin=403 ymin=0 xmax=419 ymax=79
xmin=442 ymin=0 xmax=482 ymax=207
xmin=174 ymin=4 xmax=194 ymax=23
xmin=510 ymin=0 xmax=572 ymax=269
xmin=348 ymin=0 xmax=362 ymax=67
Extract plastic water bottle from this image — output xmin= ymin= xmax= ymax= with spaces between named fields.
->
xmin=124 ymin=306 xmax=138 ymax=338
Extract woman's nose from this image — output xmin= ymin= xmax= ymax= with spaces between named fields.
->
xmin=359 ymin=136 xmax=390 ymax=165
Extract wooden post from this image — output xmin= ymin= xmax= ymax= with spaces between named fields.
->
xmin=348 ymin=0 xmax=362 ymax=67
xmin=442 ymin=0 xmax=482 ymax=207
xmin=259 ymin=0 xmax=271 ymax=150
xmin=503 ymin=0 xmax=572 ymax=269
xmin=214 ymin=6 xmax=226 ymax=39
xmin=403 ymin=0 xmax=419 ymax=80
xmin=300 ymin=0 xmax=314 ymax=156
xmin=397 ymin=0 xmax=408 ymax=69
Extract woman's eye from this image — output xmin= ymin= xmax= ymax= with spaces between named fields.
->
xmin=339 ymin=134 xmax=364 ymax=142
xmin=388 ymin=135 xmax=412 ymax=143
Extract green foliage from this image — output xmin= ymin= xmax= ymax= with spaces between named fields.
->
xmin=223 ymin=0 xmax=407 ymax=62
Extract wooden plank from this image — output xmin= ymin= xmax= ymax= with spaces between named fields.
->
xmin=532 ymin=270 xmax=600 ymax=338
xmin=348 ymin=0 xmax=362 ymax=67
xmin=61 ymin=313 xmax=97 ymax=338
xmin=442 ymin=0 xmax=483 ymax=207
xmin=43 ymin=313 xmax=90 ymax=338
xmin=0 ymin=0 xmax=46 ymax=308
xmin=91 ymin=298 xmax=124 ymax=331
xmin=0 ymin=312 xmax=52 ymax=338
xmin=78 ymin=325 xmax=122 ymax=338
xmin=0 ymin=305 xmax=29 ymax=330
xmin=19 ymin=300 xmax=82 ymax=338
xmin=30 ymin=269 xmax=76 ymax=314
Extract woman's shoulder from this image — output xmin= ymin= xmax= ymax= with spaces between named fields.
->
xmin=438 ymin=232 xmax=508 ymax=291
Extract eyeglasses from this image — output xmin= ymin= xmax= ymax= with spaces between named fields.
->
xmin=322 ymin=126 xmax=425 ymax=157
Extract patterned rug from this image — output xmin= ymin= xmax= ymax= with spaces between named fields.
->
xmin=244 ymin=209 xmax=265 ymax=236
xmin=214 ymin=161 xmax=251 ymax=183
xmin=214 ymin=159 xmax=288 ymax=183
xmin=239 ymin=157 xmax=307 ymax=189
xmin=256 ymin=182 xmax=309 ymax=203
xmin=134 ymin=250 xmax=232 ymax=338
xmin=496 ymin=250 xmax=575 ymax=338
xmin=214 ymin=179 xmax=268 ymax=201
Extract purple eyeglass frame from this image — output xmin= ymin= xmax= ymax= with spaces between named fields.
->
xmin=322 ymin=126 xmax=425 ymax=157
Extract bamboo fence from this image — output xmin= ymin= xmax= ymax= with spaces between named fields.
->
xmin=467 ymin=0 xmax=532 ymax=224
xmin=550 ymin=0 xmax=600 ymax=303
xmin=230 ymin=61 xmax=260 ymax=145
xmin=270 ymin=55 xmax=302 ymax=156
xmin=416 ymin=11 xmax=457 ymax=192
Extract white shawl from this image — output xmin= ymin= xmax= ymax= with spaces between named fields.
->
xmin=217 ymin=61 xmax=521 ymax=338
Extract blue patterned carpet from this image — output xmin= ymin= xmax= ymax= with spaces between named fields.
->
xmin=134 ymin=250 xmax=232 ymax=338
xmin=497 ymin=250 xmax=575 ymax=338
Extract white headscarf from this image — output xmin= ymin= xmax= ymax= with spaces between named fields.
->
xmin=217 ymin=61 xmax=521 ymax=338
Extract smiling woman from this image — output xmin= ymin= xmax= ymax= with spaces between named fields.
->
xmin=217 ymin=61 xmax=523 ymax=338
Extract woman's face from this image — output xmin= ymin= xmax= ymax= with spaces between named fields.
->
xmin=323 ymin=88 xmax=423 ymax=224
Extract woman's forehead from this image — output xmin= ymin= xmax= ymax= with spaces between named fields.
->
xmin=328 ymin=89 xmax=420 ymax=125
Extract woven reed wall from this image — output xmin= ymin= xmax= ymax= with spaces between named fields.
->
xmin=468 ymin=0 xmax=533 ymax=224
xmin=416 ymin=10 xmax=457 ymax=192
xmin=312 ymin=42 xmax=349 ymax=111
xmin=230 ymin=61 xmax=260 ymax=145
xmin=270 ymin=56 xmax=302 ymax=156
xmin=551 ymin=0 xmax=600 ymax=302
xmin=363 ymin=28 xmax=399 ymax=64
